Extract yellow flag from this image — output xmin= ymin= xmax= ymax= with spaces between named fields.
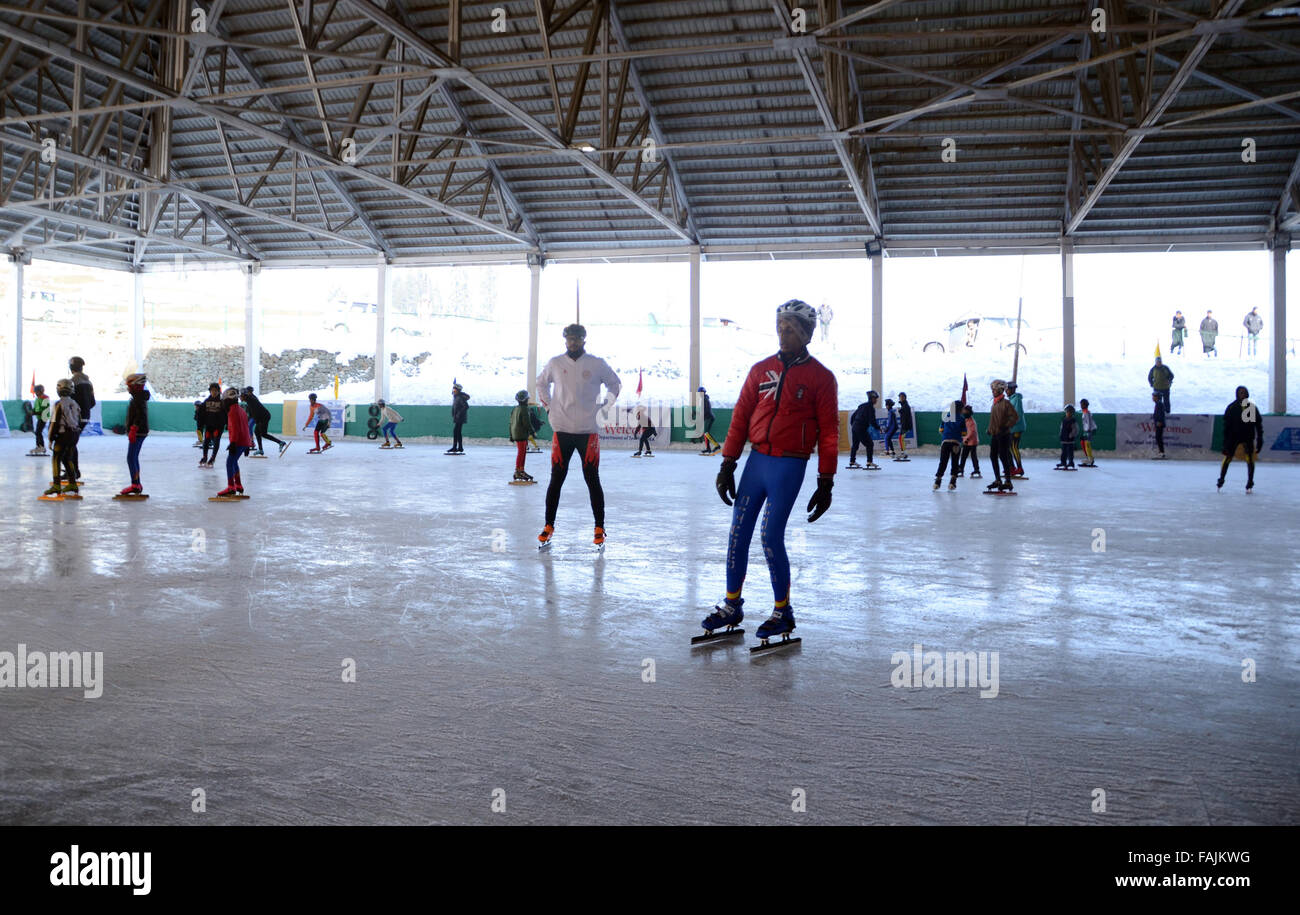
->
xmin=1154 ymin=341 xmax=1161 ymax=358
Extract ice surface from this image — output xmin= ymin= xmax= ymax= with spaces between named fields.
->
xmin=1 ymin=434 xmax=1297 ymax=825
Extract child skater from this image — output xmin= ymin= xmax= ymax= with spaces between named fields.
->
xmin=895 ymin=392 xmax=913 ymax=460
xmin=378 ymin=399 xmax=404 ymax=448
xmin=1078 ymin=398 xmax=1097 ymax=467
xmin=303 ymin=393 xmax=333 ymax=453
xmin=882 ymin=398 xmax=899 ymax=456
xmin=199 ymin=382 xmax=225 ymax=467
xmin=957 ymin=403 xmax=983 ymax=479
xmin=1056 ymin=405 xmax=1078 ymax=469
xmin=43 ymin=379 xmax=81 ymax=498
xmin=933 ymin=400 xmax=963 ymax=490
xmin=29 ymin=384 xmax=50 ymax=456
xmin=633 ymin=404 xmax=656 ymax=457
xmin=848 ymin=390 xmax=882 ymax=468
xmin=218 ymin=388 xmax=253 ymax=497
xmin=193 ymin=399 xmax=205 ymax=448
xmin=120 ymin=373 xmax=150 ymax=496
xmin=509 ymin=390 xmax=534 ymax=482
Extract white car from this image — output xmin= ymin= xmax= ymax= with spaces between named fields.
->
xmin=924 ymin=316 xmax=1037 ymax=354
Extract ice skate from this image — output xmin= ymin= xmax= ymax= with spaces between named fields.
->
xmin=1216 ymin=476 xmax=1225 ymax=490
xmin=216 ymin=485 xmax=238 ymax=498
xmin=43 ymin=483 xmax=63 ymax=497
xmin=380 ymin=441 xmax=393 ymax=448
xmin=970 ymin=471 xmax=982 ymax=479
xmin=933 ymin=479 xmax=941 ymax=490
xmin=538 ymin=524 xmax=554 ymax=550
xmin=948 ymin=479 xmax=957 ymax=491
xmin=847 ymin=461 xmax=861 ymax=469
xmin=1246 ymin=479 xmax=1254 ymax=493
xmin=307 ymin=447 xmax=322 ymax=454
xmin=752 ymin=607 xmax=800 ymax=653
xmin=693 ymin=598 xmax=745 ymax=644
xmin=394 ymin=442 xmax=403 ymax=448
xmin=321 ymin=442 xmax=333 ymax=452
xmin=593 ymin=527 xmax=606 ymax=552
xmin=866 ymin=462 xmax=881 ymax=470
xmin=278 ymin=441 xmax=291 ymax=457
xmin=986 ymin=479 xmax=1003 ymax=492
xmin=118 ymin=484 xmax=142 ymax=496
xmin=631 ymin=451 xmax=642 ymax=457
xmin=26 ymin=447 xmax=47 ymax=457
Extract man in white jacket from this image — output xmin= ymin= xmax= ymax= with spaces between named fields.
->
xmin=536 ymin=324 xmax=622 ymax=547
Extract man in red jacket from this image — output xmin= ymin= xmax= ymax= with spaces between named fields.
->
xmin=700 ymin=299 xmax=839 ymax=643
xmin=218 ymin=387 xmax=253 ymax=498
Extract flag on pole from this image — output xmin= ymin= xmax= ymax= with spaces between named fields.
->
xmin=636 ymin=369 xmax=643 ymax=397
xmin=1155 ymin=341 xmax=1161 ymax=358
xmin=29 ymin=371 xmax=35 ymax=395
xmin=960 ymin=373 xmax=969 ymax=406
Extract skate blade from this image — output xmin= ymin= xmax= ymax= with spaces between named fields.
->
xmin=209 ymin=496 xmax=242 ymax=502
xmin=982 ymin=490 xmax=1018 ymax=496
xmin=537 ymin=541 xmax=553 ymax=552
xmin=39 ymin=494 xmax=77 ymax=501
xmin=750 ymin=635 xmax=802 ymax=654
xmin=508 ymin=480 xmax=537 ymax=486
xmin=113 ymin=494 xmax=149 ymax=500
xmin=249 ymin=454 xmax=268 ymax=459
xmin=691 ymin=627 xmax=745 ymax=645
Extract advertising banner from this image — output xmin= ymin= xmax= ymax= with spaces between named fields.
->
xmin=1259 ymin=416 xmax=1300 ymax=462
xmin=1115 ymin=412 xmax=1212 ymax=456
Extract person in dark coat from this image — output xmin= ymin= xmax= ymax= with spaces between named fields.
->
xmin=696 ymin=387 xmax=719 ymax=454
xmin=66 ymin=356 xmax=94 ymax=481
xmin=200 ymin=382 xmax=226 ymax=467
xmin=1218 ymin=385 xmax=1264 ymax=491
xmin=1148 ymin=356 xmax=1174 ymax=414
xmin=1151 ymin=393 xmax=1167 ymax=458
xmin=1056 ymin=405 xmax=1078 ymax=469
xmin=241 ymin=387 xmax=288 ymax=456
xmin=1199 ymin=310 xmax=1219 ymax=357
xmin=848 ymin=390 xmax=882 ymax=468
xmin=447 ymin=383 xmax=470 ymax=454
xmin=1171 ymin=311 xmax=1186 ymax=355
xmin=1243 ymin=307 xmax=1263 ymax=357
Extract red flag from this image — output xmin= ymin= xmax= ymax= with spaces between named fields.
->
xmin=636 ymin=369 xmax=643 ymax=397
xmin=29 ymin=371 xmax=35 ymax=395
xmin=960 ymin=373 xmax=968 ymax=406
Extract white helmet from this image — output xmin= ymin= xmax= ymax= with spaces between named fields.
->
xmin=775 ymin=299 xmax=817 ymax=340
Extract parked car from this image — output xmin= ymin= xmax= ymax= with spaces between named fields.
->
xmin=923 ymin=316 xmax=1037 ymax=354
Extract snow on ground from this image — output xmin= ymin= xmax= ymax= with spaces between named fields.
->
xmin=1 ymin=435 xmax=1296 ymax=825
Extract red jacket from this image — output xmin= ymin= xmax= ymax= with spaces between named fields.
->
xmin=722 ymin=351 xmax=839 ymax=476
xmin=227 ymin=403 xmax=253 ymax=447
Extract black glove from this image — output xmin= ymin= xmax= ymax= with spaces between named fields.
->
xmin=806 ymin=476 xmax=833 ymax=523
xmin=716 ymin=458 xmax=737 ymax=506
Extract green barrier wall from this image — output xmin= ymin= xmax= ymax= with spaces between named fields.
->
xmin=912 ymin=411 xmax=1118 ymax=450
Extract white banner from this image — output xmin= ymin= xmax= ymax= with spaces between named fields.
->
xmin=291 ymin=399 xmax=347 ymax=437
xmin=1259 ymin=416 xmax=1300 ymax=462
xmin=0 ymin=406 xmax=9 ymax=437
xmin=1115 ymin=412 xmax=1213 ymax=456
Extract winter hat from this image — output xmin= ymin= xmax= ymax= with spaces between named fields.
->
xmin=125 ymin=373 xmax=146 ymax=388
xmin=56 ymin=378 xmax=73 ymax=396
xmin=885 ymin=398 xmax=895 ymax=407
xmin=697 ymin=386 xmax=706 ymax=393
xmin=242 ymin=386 xmax=254 ymax=396
xmin=562 ymin=323 xmax=587 ymax=340
xmin=775 ymin=299 xmax=816 ymax=343
xmin=308 ymin=393 xmax=317 ymax=401
xmin=222 ymin=387 xmax=239 ymax=401
xmin=867 ymin=390 xmax=879 ymax=400
xmin=452 ymin=383 xmax=463 ymax=392
xmin=1064 ymin=404 xmax=1075 ymax=413
xmin=515 ymin=390 xmax=529 ymax=403
xmin=990 ymin=379 xmax=1007 ymax=395
xmin=1006 ymin=382 xmax=1018 ymax=393
xmin=377 ymin=399 xmax=386 ymax=407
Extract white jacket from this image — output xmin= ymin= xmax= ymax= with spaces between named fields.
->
xmin=537 ymin=352 xmax=622 ymax=434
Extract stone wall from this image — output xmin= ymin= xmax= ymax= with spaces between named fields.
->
xmin=142 ymin=347 xmax=426 ymax=398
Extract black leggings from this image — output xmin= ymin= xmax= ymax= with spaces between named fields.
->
xmin=637 ymin=429 xmax=654 ymax=453
xmin=850 ymin=429 xmax=875 ymax=464
xmin=545 ymin=432 xmax=605 ymax=528
xmin=35 ymin=418 xmax=46 ymax=448
xmin=935 ymin=441 xmax=961 ymax=479
xmin=452 ymin=422 xmax=464 ymax=451
xmin=202 ymin=427 xmax=224 ymax=462
xmin=990 ymin=432 xmax=1015 ymax=480
xmin=958 ymin=444 xmax=980 ymax=474
xmin=52 ymin=431 xmax=79 ymax=483
xmin=1155 ymin=425 xmax=1165 ymax=454
xmin=254 ymin=420 xmax=285 ymax=452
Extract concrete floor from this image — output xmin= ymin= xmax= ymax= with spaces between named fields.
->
xmin=1 ymin=433 xmax=1296 ymax=824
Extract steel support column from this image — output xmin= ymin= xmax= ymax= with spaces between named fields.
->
xmin=243 ymin=264 xmax=259 ymax=393
xmin=1062 ymin=238 xmax=1076 ymax=408
xmin=1269 ymin=236 xmax=1289 ymax=413
xmin=527 ymin=257 xmax=541 ymax=402
xmin=870 ymin=248 xmax=883 ymax=397
xmin=689 ymin=247 xmax=701 ymax=404
xmin=131 ymin=269 xmax=144 ymax=370
xmin=376 ymin=257 xmax=390 ymax=403
xmin=8 ymin=255 xmax=22 ymax=400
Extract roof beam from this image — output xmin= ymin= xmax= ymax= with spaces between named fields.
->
xmin=342 ymin=0 xmax=692 ymax=242
xmin=1 ymin=199 xmax=250 ymax=260
xmin=769 ymin=3 xmax=880 ymax=235
xmin=1066 ymin=0 xmax=1248 ymax=235
xmin=0 ymin=15 xmax=529 ymax=247
xmin=1276 ymin=147 xmax=1300 ymax=230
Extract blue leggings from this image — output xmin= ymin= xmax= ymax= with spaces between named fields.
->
xmin=126 ymin=437 xmax=144 ymax=484
xmin=725 ymin=451 xmax=809 ymax=607
xmin=382 ymin=421 xmax=398 ymax=439
xmin=226 ymin=445 xmax=248 ymax=483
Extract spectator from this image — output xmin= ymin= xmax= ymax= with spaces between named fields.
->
xmin=1243 ymin=307 xmax=1263 ymax=357
xmin=1199 ymin=310 xmax=1219 ymax=358
xmin=1148 ymin=356 xmax=1173 ymax=413
xmin=1171 ymin=310 xmax=1186 ymax=355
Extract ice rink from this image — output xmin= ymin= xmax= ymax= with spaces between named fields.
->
xmin=2 ymin=434 xmax=1297 ymax=825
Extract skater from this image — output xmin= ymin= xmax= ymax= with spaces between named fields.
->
xmin=242 ymin=387 xmax=287 ymax=457
xmin=958 ymin=403 xmax=982 ymax=478
xmin=1078 ymin=398 xmax=1097 ymax=466
xmin=1007 ymin=382 xmax=1026 ymax=476
xmin=29 ymin=384 xmax=50 ymax=455
xmin=67 ymin=356 xmax=94 ymax=481
xmin=696 ymin=387 xmax=719 ymax=454
xmin=986 ymin=380 xmax=1019 ymax=492
xmin=1171 ymin=310 xmax=1187 ymax=355
xmin=199 ymin=382 xmax=226 ymax=467
xmin=218 ymin=388 xmax=252 ymax=497
xmin=119 ymin=373 xmax=149 ymax=496
xmin=1243 ymin=307 xmax=1263 ymax=357
xmin=1152 ymin=392 xmax=1167 ymax=458
xmin=193 ymin=399 xmax=205 ymax=448
xmin=447 ymin=383 xmax=469 ymax=454
xmin=535 ymin=324 xmax=622 ymax=547
xmin=933 ymin=400 xmax=963 ymax=490
xmin=302 ymin=393 xmax=333 ymax=453
xmin=1218 ymin=385 xmax=1263 ymax=491
xmin=633 ymin=404 xmax=656 ymax=457
xmin=1056 ymin=405 xmax=1078 ymax=469
xmin=508 ymin=390 xmax=534 ymax=481
xmin=882 ymin=398 xmax=899 ymax=456
xmin=43 ymin=379 xmax=81 ymax=497
xmin=1148 ymin=356 xmax=1173 ymax=414
xmin=817 ymin=302 xmax=834 ymax=343
xmin=378 ymin=399 xmax=404 ymax=448
xmin=848 ymin=390 xmax=882 ymax=468
xmin=895 ymin=392 xmax=913 ymax=459
xmin=1200 ymin=310 xmax=1219 ymax=357
xmin=701 ymin=299 xmax=837 ymax=646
